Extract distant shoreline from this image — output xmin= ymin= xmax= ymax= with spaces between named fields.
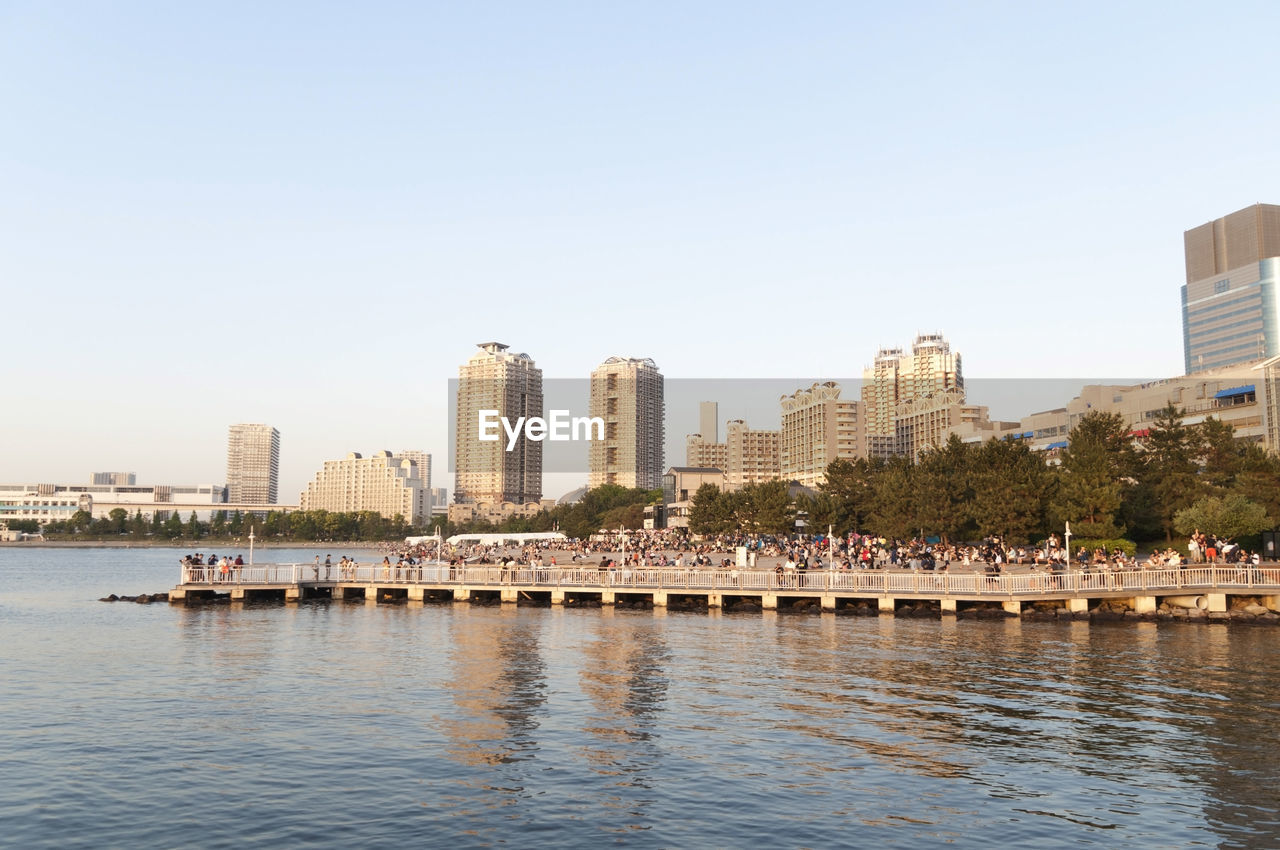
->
xmin=0 ymin=539 xmax=387 ymax=550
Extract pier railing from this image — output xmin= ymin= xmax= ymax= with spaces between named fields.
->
xmin=179 ymin=563 xmax=1280 ymax=596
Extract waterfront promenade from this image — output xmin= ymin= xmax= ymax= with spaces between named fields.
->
xmin=170 ymin=560 xmax=1280 ymax=617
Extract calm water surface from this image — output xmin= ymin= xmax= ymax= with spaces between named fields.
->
xmin=2 ymin=547 xmax=1279 ymax=848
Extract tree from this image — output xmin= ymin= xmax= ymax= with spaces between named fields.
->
xmin=1174 ymin=494 xmax=1272 ymax=540
xmin=731 ymin=480 xmax=794 ymax=535
xmin=1051 ymin=412 xmax=1131 ymax=540
xmin=820 ymin=458 xmax=880 ymax=533
xmin=163 ymin=512 xmax=184 ymax=539
xmin=913 ymin=434 xmax=973 ymax=543
xmin=689 ymin=483 xmax=732 ymax=535
xmin=969 ymin=437 xmax=1053 ymax=544
xmin=108 ymin=508 xmax=129 ymax=535
xmin=1138 ymin=404 xmax=1199 ymax=541
xmin=870 ymin=456 xmax=917 ymax=541
xmin=129 ymin=510 xmax=147 ymax=539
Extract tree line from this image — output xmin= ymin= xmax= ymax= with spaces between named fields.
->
xmin=36 ymin=508 xmax=416 ymax=542
xmin=692 ymin=408 xmax=1280 ymax=547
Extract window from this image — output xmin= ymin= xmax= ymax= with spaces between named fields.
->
xmin=1215 ymin=279 xmax=1230 ymax=294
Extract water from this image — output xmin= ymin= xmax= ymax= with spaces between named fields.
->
xmin=2 ymin=547 xmax=1279 ymax=848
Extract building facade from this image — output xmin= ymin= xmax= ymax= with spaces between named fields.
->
xmin=661 ymin=466 xmax=727 ymax=528
xmin=861 ymin=334 xmax=963 ymax=459
xmin=780 ymin=382 xmax=861 ymax=487
xmin=0 ymin=481 xmax=229 ymax=525
xmin=588 ymin=356 xmax=665 ymax=490
xmin=1183 ymin=203 xmax=1280 ymax=373
xmin=454 ymin=342 xmax=543 ymax=505
xmin=226 ymin=423 xmax=280 ymax=505
xmin=91 ymin=472 xmax=135 ymax=486
xmin=685 ymin=434 xmax=728 ymax=471
xmin=298 ymin=451 xmax=428 ymax=522
xmin=724 ymin=419 xmax=780 ymax=486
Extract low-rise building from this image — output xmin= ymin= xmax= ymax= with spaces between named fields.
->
xmin=661 ymin=466 xmax=727 ymax=528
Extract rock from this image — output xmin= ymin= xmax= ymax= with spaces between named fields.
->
xmin=100 ymin=595 xmax=118 ymax=602
xmin=1241 ymin=603 xmax=1269 ymax=616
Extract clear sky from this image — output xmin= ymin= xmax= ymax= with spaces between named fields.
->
xmin=3 ymin=1 xmax=1278 ymax=501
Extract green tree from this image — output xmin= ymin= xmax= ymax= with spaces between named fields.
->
xmin=1138 ymin=404 xmax=1199 ymax=541
xmin=163 ymin=512 xmax=184 ymax=539
xmin=186 ymin=511 xmax=202 ymax=540
xmin=1174 ymin=494 xmax=1272 ymax=540
xmin=731 ymin=480 xmax=794 ymax=535
xmin=969 ymin=437 xmax=1053 ymax=544
xmin=689 ymin=483 xmax=732 ymax=535
xmin=108 ymin=507 xmax=129 ymax=535
xmin=870 ymin=456 xmax=917 ymax=541
xmin=913 ymin=434 xmax=973 ymax=542
xmin=129 ymin=510 xmax=147 ymax=539
xmin=820 ymin=457 xmax=880 ymax=533
xmin=1051 ymin=412 xmax=1131 ymax=540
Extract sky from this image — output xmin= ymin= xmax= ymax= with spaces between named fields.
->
xmin=3 ymin=1 xmax=1279 ymax=501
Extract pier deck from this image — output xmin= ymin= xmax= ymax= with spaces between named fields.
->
xmin=169 ymin=563 xmax=1280 ymax=615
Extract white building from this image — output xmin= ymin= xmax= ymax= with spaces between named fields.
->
xmin=226 ymin=423 xmax=280 ymax=505
xmin=299 ymin=451 xmax=429 ymax=523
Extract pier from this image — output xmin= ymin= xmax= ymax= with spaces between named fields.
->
xmin=169 ymin=563 xmax=1280 ymax=618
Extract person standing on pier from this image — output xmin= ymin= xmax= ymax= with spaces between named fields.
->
xmin=324 ymin=554 xmax=332 ymax=580
xmin=312 ymin=555 xmax=320 ymax=580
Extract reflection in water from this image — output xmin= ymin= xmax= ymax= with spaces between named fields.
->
xmin=439 ymin=606 xmax=547 ymax=768
xmin=6 ymin=546 xmax=1280 ymax=849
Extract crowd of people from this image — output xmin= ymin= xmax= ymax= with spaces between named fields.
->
xmin=180 ymin=552 xmax=245 ymax=582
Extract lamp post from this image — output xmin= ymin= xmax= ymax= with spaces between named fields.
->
xmin=1064 ymin=521 xmax=1071 ymax=567
xmin=249 ymin=525 xmax=255 ymax=566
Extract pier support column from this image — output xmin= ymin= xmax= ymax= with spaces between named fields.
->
xmin=1206 ymin=593 xmax=1227 ymax=613
xmin=407 ymin=586 xmax=425 ymax=602
xmin=500 ymin=588 xmax=519 ymax=604
xmin=708 ymin=593 xmax=722 ymax=609
xmin=652 ymin=592 xmax=668 ymax=607
xmin=878 ymin=597 xmax=895 ymax=614
xmin=168 ymin=589 xmax=187 ymax=603
xmin=1002 ymin=600 xmax=1022 ymax=616
xmin=1068 ymin=597 xmax=1089 ymax=614
xmin=940 ymin=598 xmax=957 ymax=615
xmin=230 ymin=587 xmax=246 ymax=601
xmin=1132 ymin=595 xmax=1156 ymax=614
xmin=1263 ymin=595 xmax=1280 ymax=612
xmin=551 ymin=590 xmax=566 ymax=605
xmin=285 ymin=587 xmax=301 ymax=603
xmin=761 ymin=594 xmax=777 ymax=610
xmin=601 ymin=591 xmax=616 ymax=605
xmin=820 ymin=595 xmax=836 ymax=612
xmin=454 ymin=588 xmax=472 ymax=602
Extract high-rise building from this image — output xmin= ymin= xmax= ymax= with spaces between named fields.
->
xmin=588 ymin=356 xmax=664 ymax=490
xmin=91 ymin=472 xmax=135 ymax=486
xmin=430 ymin=487 xmax=449 ymax=516
xmin=861 ymin=334 xmax=963 ymax=458
xmin=1182 ymin=203 xmax=1280 ymax=373
xmin=299 ymin=451 xmax=428 ymax=522
xmin=454 ymin=342 xmax=543 ymax=505
xmin=699 ymin=401 xmax=719 ymax=445
xmin=780 ymin=382 xmax=861 ymax=487
xmin=724 ymin=419 xmax=780 ymax=486
xmin=226 ymin=423 xmax=280 ymax=505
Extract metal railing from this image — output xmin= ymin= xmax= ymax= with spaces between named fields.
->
xmin=179 ymin=563 xmax=1280 ymax=596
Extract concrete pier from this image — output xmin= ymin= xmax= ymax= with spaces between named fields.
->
xmin=168 ymin=563 xmax=1280 ymax=623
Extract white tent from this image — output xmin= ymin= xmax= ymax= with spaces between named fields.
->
xmin=443 ymin=532 xmax=568 ymax=547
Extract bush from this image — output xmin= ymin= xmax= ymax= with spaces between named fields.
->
xmin=1069 ymin=538 xmax=1136 ymax=557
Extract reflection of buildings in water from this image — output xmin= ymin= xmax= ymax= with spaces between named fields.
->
xmin=1183 ymin=627 xmax=1280 ymax=846
xmin=436 ymin=608 xmax=548 ymax=768
xmin=578 ymin=617 xmax=670 ymax=757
